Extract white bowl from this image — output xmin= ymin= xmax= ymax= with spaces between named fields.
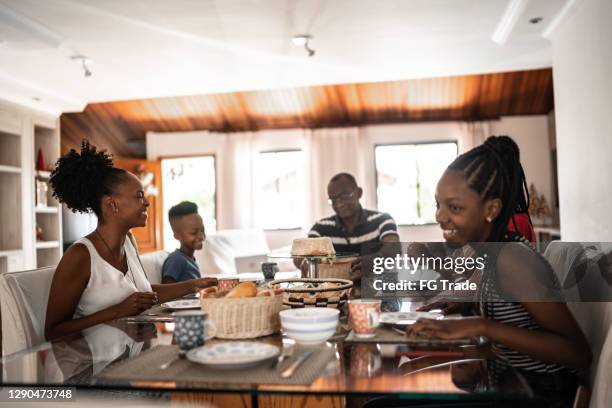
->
xmin=282 ymin=327 xmax=337 ymax=345
xmin=280 ymin=320 xmax=337 ymax=332
xmin=279 ymin=308 xmax=339 ymax=324
xmin=280 ymin=308 xmax=339 ymax=345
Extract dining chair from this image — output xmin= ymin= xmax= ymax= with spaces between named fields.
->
xmin=588 ymin=323 xmax=612 ymax=407
xmin=0 ymin=273 xmax=33 ymax=356
xmin=544 ymin=242 xmax=612 ymax=408
xmin=0 ymin=266 xmax=55 ymax=355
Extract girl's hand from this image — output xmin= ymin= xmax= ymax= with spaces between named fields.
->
xmin=417 ymin=300 xmax=470 ymax=315
xmin=112 ymin=292 xmax=158 ymax=318
xmin=406 ymin=317 xmax=487 ymax=340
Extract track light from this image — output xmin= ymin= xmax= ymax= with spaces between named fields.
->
xmin=70 ymin=55 xmax=93 ymax=78
xmin=292 ymin=34 xmax=315 ymax=57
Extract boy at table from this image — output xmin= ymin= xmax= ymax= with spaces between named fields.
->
xmin=161 ymin=201 xmax=205 ymax=283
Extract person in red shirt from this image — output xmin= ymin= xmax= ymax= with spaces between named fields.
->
xmin=508 ymin=212 xmax=535 ymax=243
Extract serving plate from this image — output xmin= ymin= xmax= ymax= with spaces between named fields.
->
xmin=186 ymin=342 xmax=280 ymax=369
xmin=162 ymin=299 xmax=201 ymax=310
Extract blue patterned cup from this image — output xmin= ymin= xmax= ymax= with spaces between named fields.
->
xmin=172 ymin=311 xmax=216 ymax=352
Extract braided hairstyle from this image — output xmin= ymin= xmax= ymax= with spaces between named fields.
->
xmin=49 ymin=140 xmax=128 ymax=220
xmin=447 ymin=135 xmax=531 ymax=242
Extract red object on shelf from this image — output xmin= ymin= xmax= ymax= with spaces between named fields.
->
xmin=36 ymin=148 xmax=46 ymax=171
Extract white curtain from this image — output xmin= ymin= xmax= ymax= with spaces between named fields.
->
xmin=459 ymin=121 xmax=491 ymax=152
xmin=303 ymin=127 xmax=371 ymax=227
xmin=219 ymin=131 xmax=255 ymax=229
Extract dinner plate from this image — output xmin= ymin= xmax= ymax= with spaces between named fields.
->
xmin=380 ymin=311 xmax=443 ymax=327
xmin=186 ymin=342 xmax=280 ymax=369
xmin=162 ymin=299 xmax=201 ymax=310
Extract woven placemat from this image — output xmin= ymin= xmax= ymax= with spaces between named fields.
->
xmin=96 ymin=344 xmax=334 ymax=386
xmin=344 ymin=326 xmax=472 ymax=346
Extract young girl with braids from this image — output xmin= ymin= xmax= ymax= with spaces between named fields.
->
xmin=45 ymin=141 xmax=217 ymax=341
xmin=407 ymin=136 xmax=590 ymax=405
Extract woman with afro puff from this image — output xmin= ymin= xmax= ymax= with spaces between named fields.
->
xmin=44 ymin=140 xmax=217 ymax=341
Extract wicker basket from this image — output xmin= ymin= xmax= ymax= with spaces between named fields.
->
xmin=317 ymin=257 xmax=357 ymax=280
xmin=200 ymin=295 xmax=283 ymax=339
xmin=267 ymin=278 xmax=353 ymax=309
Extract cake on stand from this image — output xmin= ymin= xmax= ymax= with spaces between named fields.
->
xmin=267 ymin=252 xmax=358 ymax=279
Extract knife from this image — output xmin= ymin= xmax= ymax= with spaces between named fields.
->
xmin=280 ymin=350 xmax=314 ymax=378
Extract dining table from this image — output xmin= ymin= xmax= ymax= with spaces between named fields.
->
xmin=0 ymin=300 xmax=537 ymax=408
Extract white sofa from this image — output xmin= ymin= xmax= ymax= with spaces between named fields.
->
xmin=138 ymin=229 xmax=298 ymax=282
xmin=195 ymin=229 xmax=271 ymax=275
xmin=139 ymin=250 xmax=169 ymax=284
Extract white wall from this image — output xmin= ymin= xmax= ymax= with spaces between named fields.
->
xmin=148 ymin=116 xmax=553 ymax=247
xmin=550 ymin=0 xmax=612 ymax=240
xmin=490 ymin=116 xmax=553 ymax=209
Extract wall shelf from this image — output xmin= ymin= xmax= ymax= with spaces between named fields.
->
xmin=0 ymin=249 xmax=22 ymax=257
xmin=36 ymin=240 xmax=60 ymax=249
xmin=1 ymin=101 xmax=62 ymax=271
xmin=0 ymin=164 xmax=22 ymax=174
xmin=35 ymin=170 xmax=51 ymax=179
xmin=35 ymin=206 xmax=59 ymax=214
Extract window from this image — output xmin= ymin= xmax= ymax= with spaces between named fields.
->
xmin=375 ymin=142 xmax=457 ymax=225
xmin=161 ymin=156 xmax=216 ymax=250
xmin=254 ymin=150 xmax=305 ymax=230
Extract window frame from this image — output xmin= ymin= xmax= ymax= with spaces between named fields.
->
xmin=373 ymin=140 xmax=458 ymax=227
xmin=159 ymin=153 xmax=219 ymax=233
xmin=255 ymin=148 xmax=305 ymax=231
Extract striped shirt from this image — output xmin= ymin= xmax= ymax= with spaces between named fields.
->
xmin=479 ymin=234 xmax=567 ymax=373
xmin=307 ymin=208 xmax=399 ymax=255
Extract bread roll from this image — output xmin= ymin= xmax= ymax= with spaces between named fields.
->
xmin=225 ymin=282 xmax=257 ymax=298
xmin=256 ymin=289 xmax=274 ymax=297
xmin=200 ymin=286 xmax=218 ymax=298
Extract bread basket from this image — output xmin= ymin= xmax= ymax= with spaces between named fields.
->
xmin=200 ymin=293 xmax=283 ymax=339
xmin=267 ymin=278 xmax=353 ymax=309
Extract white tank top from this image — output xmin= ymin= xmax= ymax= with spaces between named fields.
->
xmin=73 ymin=235 xmax=153 ymax=318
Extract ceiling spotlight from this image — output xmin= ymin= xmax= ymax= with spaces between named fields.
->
xmin=529 ymin=17 xmax=543 ymax=24
xmin=70 ymin=55 xmax=93 ymax=78
xmin=292 ymin=34 xmax=315 ymax=57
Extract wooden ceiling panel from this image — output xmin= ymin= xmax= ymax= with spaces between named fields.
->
xmin=60 ymin=68 xmax=553 ymax=157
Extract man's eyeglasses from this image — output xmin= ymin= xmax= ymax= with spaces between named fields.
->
xmin=327 ymin=190 xmax=356 ymax=205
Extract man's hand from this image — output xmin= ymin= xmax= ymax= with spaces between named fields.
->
xmin=349 ymin=257 xmax=363 ymax=297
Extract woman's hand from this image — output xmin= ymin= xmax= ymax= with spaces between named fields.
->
xmin=112 ymin=292 xmax=158 ymax=318
xmin=406 ymin=317 xmax=487 ymax=340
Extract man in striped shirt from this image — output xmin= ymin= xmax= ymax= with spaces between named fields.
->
xmin=308 ymin=173 xmax=400 ymax=254
xmin=308 ymin=173 xmax=401 ymax=310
